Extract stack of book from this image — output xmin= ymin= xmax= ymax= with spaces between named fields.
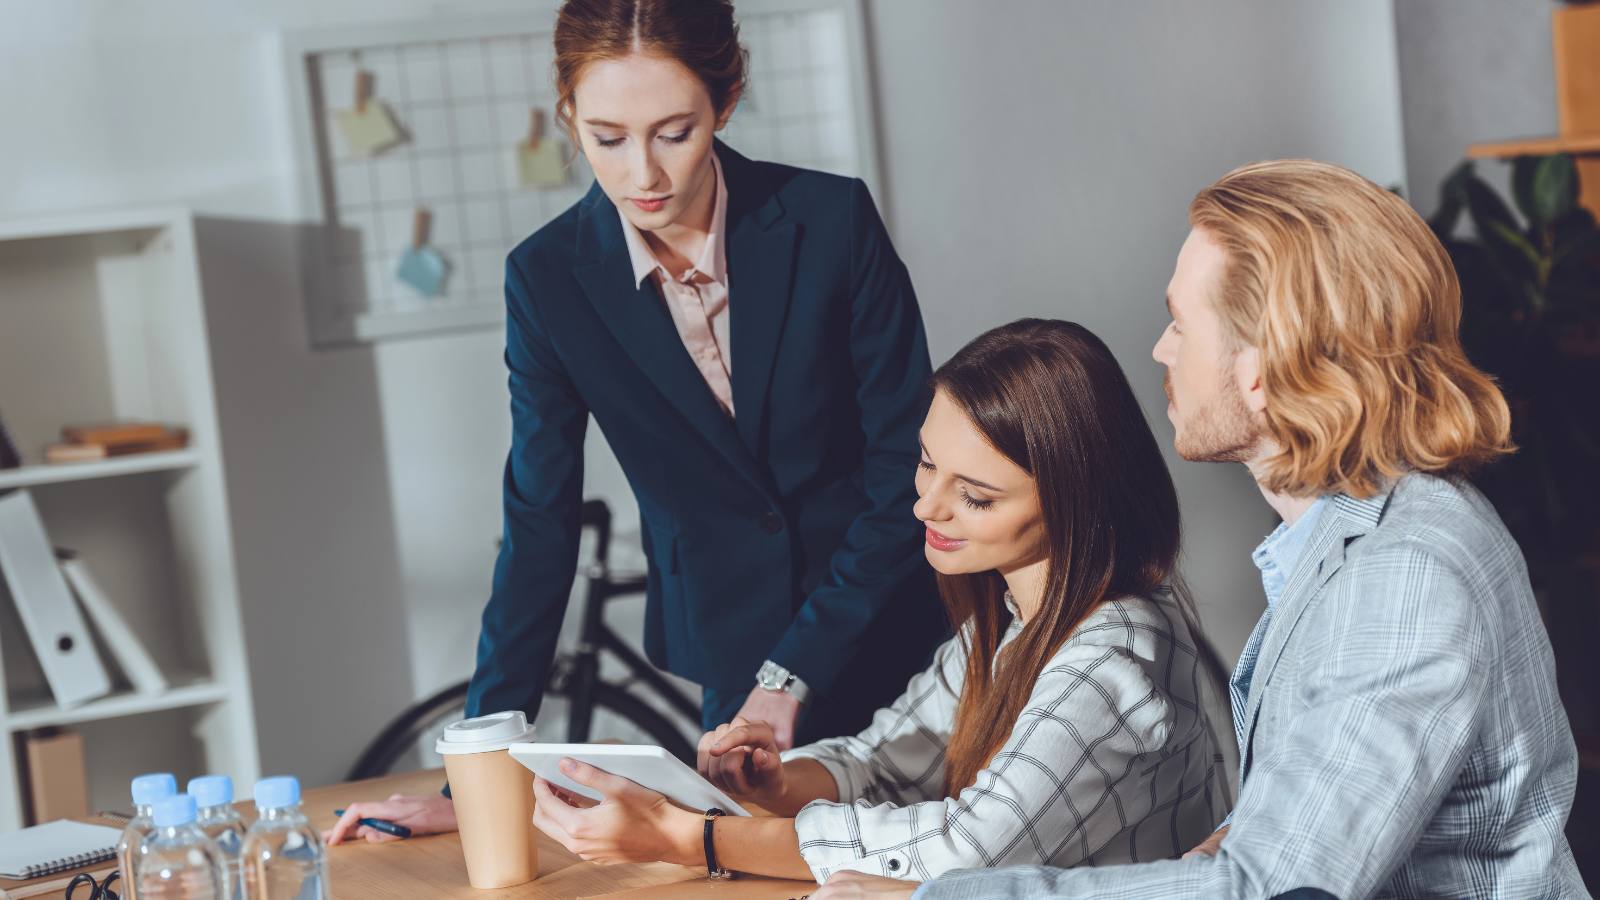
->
xmin=45 ymin=423 xmax=189 ymax=464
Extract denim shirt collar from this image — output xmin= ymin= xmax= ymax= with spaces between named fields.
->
xmin=1251 ymin=497 xmax=1330 ymax=609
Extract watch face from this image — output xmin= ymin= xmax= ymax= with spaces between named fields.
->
xmin=758 ymin=662 xmax=787 ymax=690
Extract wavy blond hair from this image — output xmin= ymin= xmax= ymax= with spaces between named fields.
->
xmin=1189 ymin=160 xmax=1513 ymax=498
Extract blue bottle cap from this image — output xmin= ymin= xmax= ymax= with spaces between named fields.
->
xmin=187 ymin=775 xmax=234 ymax=809
xmin=131 ymin=773 xmax=178 ymax=807
xmin=152 ymin=794 xmax=198 ymax=829
xmin=253 ymin=776 xmax=301 ymax=811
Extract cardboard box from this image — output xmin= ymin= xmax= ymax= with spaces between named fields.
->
xmin=21 ymin=729 xmax=89 ymax=825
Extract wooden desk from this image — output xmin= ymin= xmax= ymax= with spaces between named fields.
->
xmin=0 ymin=769 xmax=816 ymax=899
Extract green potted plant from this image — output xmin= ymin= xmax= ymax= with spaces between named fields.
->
xmin=1429 ymin=155 xmax=1600 ymax=739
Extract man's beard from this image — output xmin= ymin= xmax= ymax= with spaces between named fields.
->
xmin=1168 ymin=368 xmax=1260 ymax=464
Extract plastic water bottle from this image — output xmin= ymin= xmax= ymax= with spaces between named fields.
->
xmin=136 ymin=794 xmax=225 ymax=899
xmin=242 ymin=776 xmax=329 ymax=900
xmin=118 ymin=772 xmax=178 ymax=900
xmin=188 ymin=776 xmax=245 ymax=900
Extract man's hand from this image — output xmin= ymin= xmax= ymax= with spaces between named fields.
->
xmin=1183 ymin=823 xmax=1229 ymax=858
xmin=322 ymin=793 xmax=457 ymax=845
xmin=813 ymin=871 xmax=920 ymax=899
xmin=734 ymin=684 xmax=803 ymax=750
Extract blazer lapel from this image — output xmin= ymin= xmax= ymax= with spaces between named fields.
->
xmin=571 ymin=181 xmax=767 ymax=491
xmin=720 ymin=145 xmax=799 ymax=459
xmin=1238 ymin=490 xmax=1392 ymax=780
xmin=1229 ymin=609 xmax=1275 ymax=756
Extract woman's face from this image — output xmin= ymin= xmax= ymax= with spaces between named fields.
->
xmin=913 ymin=389 xmax=1046 ymax=577
xmin=570 ymin=52 xmax=733 ymax=233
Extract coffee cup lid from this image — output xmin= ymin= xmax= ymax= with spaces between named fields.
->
xmin=435 ymin=710 xmax=536 ymax=755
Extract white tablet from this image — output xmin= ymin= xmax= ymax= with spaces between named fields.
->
xmin=509 ymin=743 xmax=752 ymax=816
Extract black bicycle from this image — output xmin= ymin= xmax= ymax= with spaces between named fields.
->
xmin=347 ymin=500 xmax=701 ymax=780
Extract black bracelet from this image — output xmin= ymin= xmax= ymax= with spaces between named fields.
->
xmin=703 ymin=807 xmax=732 ymax=879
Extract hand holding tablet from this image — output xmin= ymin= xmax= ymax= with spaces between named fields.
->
xmin=510 ymin=743 xmax=752 ymax=816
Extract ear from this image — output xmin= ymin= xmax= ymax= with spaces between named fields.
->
xmin=714 ymin=86 xmax=742 ymax=131
xmin=1234 ymin=345 xmax=1267 ymax=415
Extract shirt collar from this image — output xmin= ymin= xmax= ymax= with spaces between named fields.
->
xmin=1251 ymin=496 xmax=1330 ymax=606
xmin=618 ymin=149 xmax=728 ymax=288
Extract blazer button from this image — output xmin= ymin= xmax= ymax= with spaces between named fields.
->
xmin=760 ymin=512 xmax=784 ymax=534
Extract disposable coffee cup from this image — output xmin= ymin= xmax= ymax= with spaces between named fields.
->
xmin=437 ymin=711 xmax=539 ymax=889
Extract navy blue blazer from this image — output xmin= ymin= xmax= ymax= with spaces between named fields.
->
xmin=465 ymin=143 xmax=945 ymax=725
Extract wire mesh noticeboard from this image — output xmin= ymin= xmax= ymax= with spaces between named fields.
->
xmin=282 ymin=0 xmax=881 ymax=346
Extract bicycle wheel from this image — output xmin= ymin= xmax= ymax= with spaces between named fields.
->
xmin=346 ymin=680 xmax=469 ymax=781
xmin=347 ymin=679 xmax=699 ymax=781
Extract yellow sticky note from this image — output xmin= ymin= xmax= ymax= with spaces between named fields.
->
xmin=337 ymin=103 xmax=404 ymax=157
xmin=518 ymin=140 xmax=567 ymax=188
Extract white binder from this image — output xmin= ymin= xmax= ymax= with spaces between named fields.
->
xmin=0 ymin=489 xmax=111 ymax=708
xmin=60 ymin=549 xmax=169 ymax=696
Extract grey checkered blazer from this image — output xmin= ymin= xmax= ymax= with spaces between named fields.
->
xmin=920 ymin=475 xmax=1589 ymax=899
xmin=783 ymin=591 xmax=1226 ymax=882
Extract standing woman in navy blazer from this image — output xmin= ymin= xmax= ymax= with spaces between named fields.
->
xmin=326 ymin=0 xmax=944 ymax=844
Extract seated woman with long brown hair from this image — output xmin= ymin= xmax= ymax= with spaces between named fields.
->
xmin=529 ymin=319 xmax=1228 ymax=883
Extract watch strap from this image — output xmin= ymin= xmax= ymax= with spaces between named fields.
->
xmin=759 ymin=660 xmax=813 ymax=705
xmin=703 ymin=807 xmax=732 ymax=879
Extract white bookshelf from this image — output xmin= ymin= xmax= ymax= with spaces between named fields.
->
xmin=0 ymin=207 xmax=260 ymax=831
xmin=0 ymin=450 xmax=201 ymax=492
xmin=6 ymin=677 xmax=230 ymax=732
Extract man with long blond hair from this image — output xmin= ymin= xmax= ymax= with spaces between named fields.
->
xmin=814 ymin=161 xmax=1588 ymax=899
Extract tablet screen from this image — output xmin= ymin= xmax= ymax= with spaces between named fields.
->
xmin=509 ymin=743 xmax=752 ymax=816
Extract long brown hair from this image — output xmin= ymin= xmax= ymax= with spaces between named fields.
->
xmin=553 ymin=0 xmax=749 ymax=142
xmin=935 ymin=319 xmax=1201 ymax=796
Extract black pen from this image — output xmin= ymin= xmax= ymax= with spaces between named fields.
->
xmin=333 ymin=808 xmax=413 ymax=839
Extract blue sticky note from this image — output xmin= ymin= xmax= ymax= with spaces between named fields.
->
xmin=397 ymin=246 xmax=448 ymax=297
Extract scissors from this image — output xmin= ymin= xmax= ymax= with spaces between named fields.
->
xmin=64 ymin=869 xmax=120 ymax=899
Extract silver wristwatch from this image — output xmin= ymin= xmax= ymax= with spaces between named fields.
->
xmin=756 ymin=660 xmax=812 ymax=705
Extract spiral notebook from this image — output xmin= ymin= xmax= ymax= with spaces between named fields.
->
xmin=0 ymin=820 xmax=122 ymax=880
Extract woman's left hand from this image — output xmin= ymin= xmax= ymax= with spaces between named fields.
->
xmin=531 ymin=757 xmax=700 ymax=866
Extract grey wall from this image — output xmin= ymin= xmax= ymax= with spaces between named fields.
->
xmin=1394 ymin=0 xmax=1558 ymax=216
xmin=866 ymin=0 xmax=1407 ymax=663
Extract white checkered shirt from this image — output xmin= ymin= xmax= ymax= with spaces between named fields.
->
xmin=783 ymin=591 xmax=1226 ymax=882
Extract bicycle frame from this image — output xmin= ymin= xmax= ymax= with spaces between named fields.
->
xmin=565 ymin=619 xmax=701 ymax=744
xmin=346 ymin=500 xmax=702 ymax=781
